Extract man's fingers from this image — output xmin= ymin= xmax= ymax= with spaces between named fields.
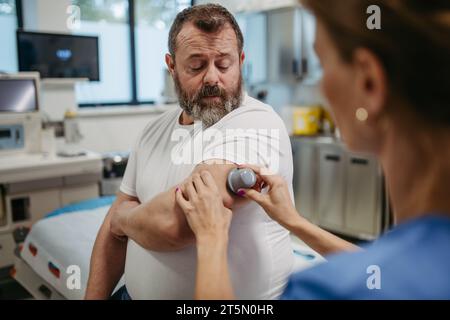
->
xmin=200 ymin=171 xmax=219 ymax=192
xmin=192 ymin=173 xmax=207 ymax=194
xmin=186 ymin=180 xmax=198 ymax=201
xmin=175 ymin=187 xmax=190 ymax=212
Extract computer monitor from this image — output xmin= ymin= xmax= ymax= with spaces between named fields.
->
xmin=17 ymin=31 xmax=100 ymax=81
xmin=0 ymin=73 xmax=39 ymax=113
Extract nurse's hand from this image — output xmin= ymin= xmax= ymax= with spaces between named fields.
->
xmin=175 ymin=171 xmax=232 ymax=243
xmin=237 ymin=165 xmax=298 ymax=229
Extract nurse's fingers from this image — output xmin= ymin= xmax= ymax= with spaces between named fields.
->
xmin=237 ymin=164 xmax=276 ymax=189
xmin=238 ymin=188 xmax=267 ymax=206
xmin=237 ymin=164 xmax=273 ymax=176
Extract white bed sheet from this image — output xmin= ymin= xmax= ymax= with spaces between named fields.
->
xmin=20 ymin=206 xmax=115 ymax=300
xmin=20 ymin=206 xmax=324 ymax=300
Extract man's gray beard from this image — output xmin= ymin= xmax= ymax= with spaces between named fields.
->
xmin=174 ymin=73 xmax=243 ymax=128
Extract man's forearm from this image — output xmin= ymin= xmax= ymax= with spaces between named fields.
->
xmin=121 ymin=187 xmax=195 ymax=251
xmin=85 ymin=212 xmax=127 ymax=299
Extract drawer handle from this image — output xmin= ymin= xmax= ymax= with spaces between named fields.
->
xmin=325 ymin=155 xmax=340 ymax=162
xmin=351 ymin=158 xmax=369 ymax=165
xmin=48 ymin=262 xmax=60 ymax=279
xmin=28 ymin=243 xmax=38 ymax=256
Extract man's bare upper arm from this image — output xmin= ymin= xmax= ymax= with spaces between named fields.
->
xmin=108 ymin=191 xmax=140 ymax=216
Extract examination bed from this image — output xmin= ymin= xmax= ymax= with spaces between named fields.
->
xmin=11 ymin=197 xmax=324 ymax=300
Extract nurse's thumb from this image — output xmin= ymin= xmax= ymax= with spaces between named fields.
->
xmin=238 ymin=188 xmax=266 ymax=206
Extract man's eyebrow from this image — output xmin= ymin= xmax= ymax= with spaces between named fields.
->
xmin=187 ymin=53 xmax=205 ymax=59
xmin=217 ymin=52 xmax=232 ymax=58
xmin=187 ymin=52 xmax=233 ymax=59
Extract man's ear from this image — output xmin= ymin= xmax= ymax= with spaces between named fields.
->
xmin=353 ymin=48 xmax=387 ymax=119
xmin=165 ymin=53 xmax=175 ymax=76
xmin=240 ymin=51 xmax=245 ymax=66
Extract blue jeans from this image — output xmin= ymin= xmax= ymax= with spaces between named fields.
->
xmin=110 ymin=285 xmax=132 ymax=300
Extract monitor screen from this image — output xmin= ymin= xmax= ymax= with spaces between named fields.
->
xmin=17 ymin=31 xmax=99 ymax=81
xmin=0 ymin=79 xmax=38 ymax=112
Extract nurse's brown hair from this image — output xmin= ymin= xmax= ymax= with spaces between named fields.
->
xmin=302 ymin=0 xmax=450 ymax=126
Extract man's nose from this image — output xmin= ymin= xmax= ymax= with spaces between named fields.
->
xmin=203 ymin=64 xmax=220 ymax=86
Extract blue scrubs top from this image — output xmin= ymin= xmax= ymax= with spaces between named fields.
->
xmin=281 ymin=215 xmax=450 ymax=299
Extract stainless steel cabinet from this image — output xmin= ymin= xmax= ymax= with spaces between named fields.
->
xmin=266 ymin=7 xmax=322 ymax=83
xmin=236 ymin=12 xmax=268 ymax=85
xmin=300 ymin=9 xmax=322 ymax=82
xmin=292 ymin=140 xmax=316 ymax=222
xmin=292 ymin=137 xmax=389 ymax=240
xmin=344 ymin=153 xmax=383 ymax=238
xmin=267 ymin=7 xmax=303 ymax=83
xmin=237 ymin=6 xmax=322 ymax=85
xmin=317 ymin=144 xmax=346 ymax=231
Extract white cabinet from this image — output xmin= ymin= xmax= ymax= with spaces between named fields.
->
xmin=61 ymin=184 xmax=99 ymax=206
xmin=6 ymin=189 xmax=61 ymax=227
xmin=0 ymin=152 xmax=103 ymax=268
xmin=0 ymin=232 xmax=15 ymax=269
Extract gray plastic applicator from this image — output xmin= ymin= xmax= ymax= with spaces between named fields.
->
xmin=227 ymin=168 xmax=257 ymax=194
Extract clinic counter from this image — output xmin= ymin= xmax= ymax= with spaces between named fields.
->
xmin=75 ymin=103 xmax=178 ymax=119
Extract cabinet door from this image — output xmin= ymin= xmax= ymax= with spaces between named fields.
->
xmin=292 ymin=140 xmax=317 ymax=223
xmin=0 ymin=232 xmax=15 ymax=268
xmin=300 ymin=9 xmax=322 ymax=81
xmin=61 ymin=183 xmax=99 ymax=206
xmin=6 ymin=189 xmax=60 ymax=228
xmin=316 ymin=144 xmax=346 ymax=231
xmin=267 ymin=7 xmax=302 ymax=83
xmin=344 ymin=154 xmax=381 ymax=238
xmin=237 ymin=12 xmax=268 ymax=85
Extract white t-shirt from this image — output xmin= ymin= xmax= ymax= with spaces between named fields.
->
xmin=120 ymin=94 xmax=294 ymax=299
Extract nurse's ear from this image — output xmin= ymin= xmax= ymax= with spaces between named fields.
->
xmin=165 ymin=53 xmax=176 ymax=76
xmin=352 ymin=47 xmax=388 ymax=122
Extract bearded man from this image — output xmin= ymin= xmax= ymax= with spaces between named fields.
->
xmin=85 ymin=4 xmax=294 ymax=300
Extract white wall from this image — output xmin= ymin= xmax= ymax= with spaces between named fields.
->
xmin=57 ymin=107 xmax=173 ymax=153
xmin=0 ymin=14 xmax=18 ymax=72
xmin=75 ymin=21 xmax=132 ymax=104
xmin=21 ymin=0 xmax=156 ymax=153
xmin=23 ymin=0 xmax=71 ymax=32
xmin=195 ymin=0 xmax=298 ymax=12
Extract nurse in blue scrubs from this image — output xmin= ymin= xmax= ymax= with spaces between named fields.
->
xmin=175 ymin=0 xmax=450 ymax=299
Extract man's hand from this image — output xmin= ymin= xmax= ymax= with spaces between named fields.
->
xmin=109 ymin=200 xmax=140 ymax=241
